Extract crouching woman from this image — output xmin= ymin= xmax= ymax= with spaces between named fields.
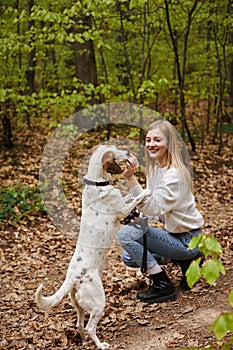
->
xmin=118 ymin=119 xmax=204 ymax=304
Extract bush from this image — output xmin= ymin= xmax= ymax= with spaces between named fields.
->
xmin=185 ymin=234 xmax=233 ymax=347
xmin=0 ymin=184 xmax=44 ymax=228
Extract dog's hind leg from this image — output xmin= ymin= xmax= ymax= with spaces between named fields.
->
xmin=70 ymin=287 xmax=85 ymax=341
xmin=85 ymin=306 xmax=110 ymax=350
xmin=84 ymin=273 xmax=110 ymax=349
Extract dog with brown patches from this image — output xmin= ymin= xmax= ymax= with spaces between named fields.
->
xmin=35 ymin=145 xmax=150 ymax=349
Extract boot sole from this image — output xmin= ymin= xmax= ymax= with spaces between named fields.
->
xmin=137 ymin=290 xmax=178 ymax=304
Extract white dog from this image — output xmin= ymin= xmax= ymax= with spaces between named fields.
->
xmin=35 ymin=145 xmax=150 ymax=349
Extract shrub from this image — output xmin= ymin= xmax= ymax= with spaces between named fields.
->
xmin=0 ymin=184 xmax=44 ymax=228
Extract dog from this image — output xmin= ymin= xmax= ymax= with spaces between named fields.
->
xmin=35 ymin=144 xmax=150 ymax=349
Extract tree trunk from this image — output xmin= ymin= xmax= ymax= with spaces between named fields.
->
xmin=72 ymin=14 xmax=98 ymax=87
xmin=26 ymin=0 xmax=36 ymax=95
xmin=226 ymin=32 xmax=233 ymax=110
xmin=117 ymin=0 xmax=136 ymax=102
xmin=16 ymin=0 xmax=22 ymax=70
xmin=164 ymin=0 xmax=200 ymax=151
xmin=73 ymin=40 xmax=98 ymax=86
xmin=1 ymin=102 xmax=13 ymax=148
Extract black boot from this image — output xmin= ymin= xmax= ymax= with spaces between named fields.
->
xmin=174 ymin=253 xmax=205 ymax=290
xmin=137 ymin=269 xmax=177 ymax=304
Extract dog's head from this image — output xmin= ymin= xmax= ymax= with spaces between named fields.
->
xmin=84 ymin=145 xmax=130 ymax=183
xmin=102 ymin=147 xmax=130 ymax=175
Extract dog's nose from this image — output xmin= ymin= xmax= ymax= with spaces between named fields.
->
xmin=126 ymin=151 xmax=130 ymax=157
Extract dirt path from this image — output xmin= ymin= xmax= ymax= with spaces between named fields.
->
xmin=110 ymin=273 xmax=233 ymax=349
xmin=113 ymin=307 xmax=224 ymax=349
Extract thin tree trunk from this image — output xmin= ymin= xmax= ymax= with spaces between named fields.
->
xmin=26 ymin=0 xmax=36 ymax=95
xmin=139 ymin=2 xmax=147 ymax=161
xmin=1 ymin=102 xmax=14 ymax=148
xmin=212 ymin=1 xmax=230 ymax=154
xmin=16 ymin=0 xmax=22 ymax=71
xmin=165 ymin=0 xmax=200 ymax=151
xmin=117 ymin=1 xmax=136 ymax=102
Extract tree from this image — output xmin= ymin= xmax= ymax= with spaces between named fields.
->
xmin=0 ymin=0 xmax=232 ymax=149
xmin=26 ymin=0 xmax=36 ymax=96
xmin=72 ymin=8 xmax=98 ymax=87
xmin=211 ymin=0 xmax=232 ymax=153
xmin=164 ymin=0 xmax=205 ymax=151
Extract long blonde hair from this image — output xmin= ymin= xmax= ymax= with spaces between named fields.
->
xmin=145 ymin=119 xmax=193 ymax=189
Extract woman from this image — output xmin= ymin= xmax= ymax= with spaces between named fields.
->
xmin=118 ymin=119 xmax=204 ymax=304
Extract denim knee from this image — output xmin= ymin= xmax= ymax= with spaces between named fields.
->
xmin=117 ymin=224 xmax=142 ymax=247
xmin=117 ymin=225 xmax=132 ymax=246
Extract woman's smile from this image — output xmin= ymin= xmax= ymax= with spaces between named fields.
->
xmin=146 ymin=129 xmax=168 ymax=167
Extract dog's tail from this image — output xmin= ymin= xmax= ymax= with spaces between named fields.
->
xmin=35 ymin=280 xmax=71 ymax=310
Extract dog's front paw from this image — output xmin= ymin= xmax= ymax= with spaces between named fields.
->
xmin=138 ymin=189 xmax=151 ymax=200
xmin=142 ymin=189 xmax=151 ymax=197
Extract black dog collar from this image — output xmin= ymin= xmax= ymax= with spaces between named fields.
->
xmin=84 ymin=178 xmax=110 ymax=186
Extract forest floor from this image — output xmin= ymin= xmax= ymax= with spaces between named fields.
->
xmin=0 ymin=122 xmax=233 ymax=350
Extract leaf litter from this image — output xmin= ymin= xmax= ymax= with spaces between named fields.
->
xmin=0 ymin=127 xmax=232 ymax=349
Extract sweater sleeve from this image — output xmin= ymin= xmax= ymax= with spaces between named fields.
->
xmin=137 ymin=168 xmax=180 ymax=217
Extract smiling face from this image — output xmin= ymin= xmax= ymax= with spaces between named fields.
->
xmin=145 ymin=128 xmax=168 ymax=167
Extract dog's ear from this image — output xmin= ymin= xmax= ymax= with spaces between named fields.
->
xmin=104 ymin=160 xmax=123 ymax=174
xmin=102 ymin=151 xmax=123 ymax=174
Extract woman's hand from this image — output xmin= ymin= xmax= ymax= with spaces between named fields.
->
xmin=123 ymin=154 xmax=139 ymax=179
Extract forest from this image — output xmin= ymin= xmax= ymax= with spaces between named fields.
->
xmin=1 ymin=0 xmax=232 ymax=150
xmin=0 ymin=0 xmax=233 ymax=349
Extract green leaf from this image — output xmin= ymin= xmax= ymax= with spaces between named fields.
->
xmin=210 ymin=313 xmax=233 ymax=340
xmin=205 ymin=236 xmax=222 ymax=256
xmin=188 ymin=236 xmax=199 ymax=250
xmin=202 ymin=260 xmax=225 ymax=286
xmin=229 ymin=289 xmax=233 ymax=307
xmin=186 ymin=260 xmax=201 ymax=288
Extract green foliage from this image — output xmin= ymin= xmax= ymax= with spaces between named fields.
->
xmin=185 ymin=258 xmax=202 ymax=287
xmin=0 ymin=184 xmax=44 ymax=228
xmin=209 ymin=312 xmax=233 ymax=341
xmin=128 ymin=127 xmax=140 ymax=138
xmin=0 ymin=0 xmax=232 ymax=137
xmin=187 ymin=234 xmax=225 ymax=288
xmin=188 ymin=234 xmax=223 ymax=259
xmin=186 ymin=234 xmax=233 ymax=344
xmin=209 ymin=290 xmax=233 ymax=341
xmin=229 ymin=289 xmax=233 ymax=308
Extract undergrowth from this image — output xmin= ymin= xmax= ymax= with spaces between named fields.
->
xmin=0 ymin=183 xmax=44 ymax=229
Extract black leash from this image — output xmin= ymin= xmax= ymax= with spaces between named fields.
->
xmin=126 ymin=216 xmax=149 ymax=274
xmin=139 ymin=218 xmax=149 ymax=274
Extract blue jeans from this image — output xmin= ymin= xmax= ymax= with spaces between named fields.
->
xmin=117 ymin=224 xmax=201 ymax=270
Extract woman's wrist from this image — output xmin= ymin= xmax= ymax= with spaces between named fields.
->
xmin=124 ymin=174 xmax=134 ymax=181
xmin=124 ymin=174 xmax=138 ymax=187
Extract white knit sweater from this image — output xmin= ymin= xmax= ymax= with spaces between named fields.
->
xmin=131 ymin=165 xmax=204 ymax=234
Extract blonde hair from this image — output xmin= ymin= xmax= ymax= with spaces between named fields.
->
xmin=145 ymin=119 xmax=193 ymax=189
